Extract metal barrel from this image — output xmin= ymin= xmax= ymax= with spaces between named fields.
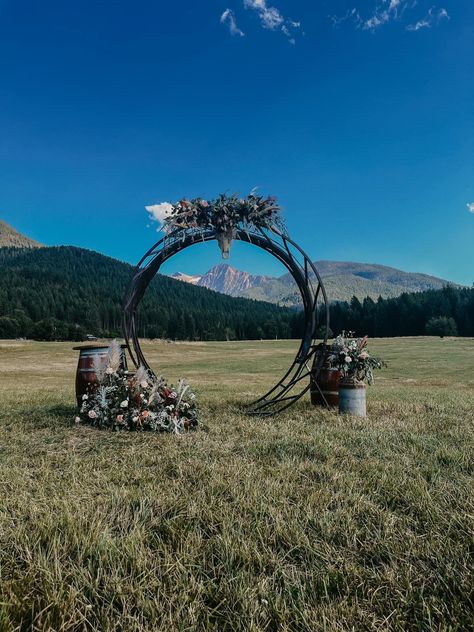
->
xmin=310 ymin=368 xmax=341 ymax=407
xmin=338 ymin=383 xmax=367 ymax=417
xmin=73 ymin=344 xmax=128 ymax=408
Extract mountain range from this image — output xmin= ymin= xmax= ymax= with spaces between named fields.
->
xmin=0 ymin=222 xmax=298 ymax=341
xmin=0 ymin=220 xmax=43 ymax=249
xmin=171 ymin=261 xmax=455 ymax=305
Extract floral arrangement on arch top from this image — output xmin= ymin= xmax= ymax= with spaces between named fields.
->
xmin=328 ymin=335 xmax=386 ymax=385
xmin=76 ymin=341 xmax=198 ymax=433
xmin=146 ymin=192 xmax=286 ymax=258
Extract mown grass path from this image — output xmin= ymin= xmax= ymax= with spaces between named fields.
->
xmin=0 ymin=338 xmax=473 ymax=631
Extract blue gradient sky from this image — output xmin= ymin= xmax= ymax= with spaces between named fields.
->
xmin=1 ymin=1 xmax=473 ymax=283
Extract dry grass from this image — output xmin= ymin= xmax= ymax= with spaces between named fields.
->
xmin=0 ymin=337 xmax=473 ymax=631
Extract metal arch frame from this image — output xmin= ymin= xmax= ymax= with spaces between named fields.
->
xmin=122 ymin=225 xmax=331 ymax=415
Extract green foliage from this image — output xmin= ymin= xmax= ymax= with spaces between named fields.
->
xmin=0 ymin=246 xmax=299 ymax=341
xmin=327 ymin=286 xmax=474 ymax=337
xmin=425 ymin=316 xmax=458 ymax=337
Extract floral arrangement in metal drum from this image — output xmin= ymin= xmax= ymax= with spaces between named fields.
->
xmin=162 ymin=193 xmax=285 ymax=258
xmin=75 ymin=341 xmax=198 ymax=433
xmin=328 ymin=335 xmax=386 ymax=385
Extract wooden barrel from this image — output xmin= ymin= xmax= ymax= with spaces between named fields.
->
xmin=311 ymin=367 xmax=341 ymax=407
xmin=73 ymin=344 xmax=128 ymax=408
xmin=310 ymin=344 xmax=341 ymax=407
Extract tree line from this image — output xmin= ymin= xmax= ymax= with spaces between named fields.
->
xmin=0 ymin=246 xmax=299 ymax=341
xmin=0 ymin=246 xmax=472 ymax=341
xmin=325 ymin=285 xmax=474 ymax=338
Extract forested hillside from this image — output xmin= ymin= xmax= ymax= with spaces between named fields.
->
xmin=1 ymin=246 xmax=472 ymax=341
xmin=0 ymin=247 xmax=298 ymax=341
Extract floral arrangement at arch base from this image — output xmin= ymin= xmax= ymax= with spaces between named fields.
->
xmin=328 ymin=335 xmax=386 ymax=385
xmin=76 ymin=341 xmax=198 ymax=433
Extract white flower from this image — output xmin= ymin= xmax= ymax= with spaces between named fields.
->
xmin=140 ymin=393 xmax=145 ymax=399
xmin=74 ymin=416 xmax=81 ymax=424
xmin=82 ymin=394 xmax=89 ymax=401
xmin=143 ymin=399 xmax=148 ymax=404
xmin=88 ymin=410 xmax=98 ymax=419
xmin=132 ymin=416 xmax=139 ymax=422
xmin=105 ymin=367 xmax=115 ymax=375
xmin=120 ymin=400 xmax=129 ymax=408
xmin=345 ymin=356 xmax=352 ymax=363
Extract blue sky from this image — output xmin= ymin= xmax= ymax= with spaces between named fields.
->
xmin=0 ymin=0 xmax=473 ymax=284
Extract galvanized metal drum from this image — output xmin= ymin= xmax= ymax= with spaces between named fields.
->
xmin=73 ymin=344 xmax=128 ymax=408
xmin=338 ymin=382 xmax=367 ymax=417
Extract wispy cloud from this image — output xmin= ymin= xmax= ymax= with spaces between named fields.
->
xmin=243 ymin=0 xmax=300 ymax=43
xmin=467 ymin=202 xmax=474 ymax=214
xmin=145 ymin=203 xmax=173 ymax=230
xmin=330 ymin=2 xmax=450 ymax=33
xmin=330 ymin=8 xmax=362 ymax=28
xmin=220 ymin=8 xmax=245 ymax=37
xmin=406 ymin=7 xmax=449 ymax=32
xmin=363 ymin=0 xmax=405 ymax=31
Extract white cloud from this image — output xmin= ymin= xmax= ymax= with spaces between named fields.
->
xmin=363 ymin=0 xmax=403 ymax=31
xmin=330 ymin=2 xmax=450 ymax=33
xmin=406 ymin=7 xmax=450 ymax=32
xmin=220 ymin=8 xmax=245 ymax=37
xmin=145 ymin=203 xmax=174 ymax=230
xmin=467 ymin=203 xmax=474 ymax=214
xmin=330 ymin=8 xmax=362 ymax=28
xmin=243 ymin=0 xmax=300 ymax=42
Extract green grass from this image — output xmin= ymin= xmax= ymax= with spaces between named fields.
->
xmin=0 ymin=337 xmax=473 ymax=631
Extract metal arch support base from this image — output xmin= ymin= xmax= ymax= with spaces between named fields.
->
xmin=122 ymin=226 xmax=331 ymax=416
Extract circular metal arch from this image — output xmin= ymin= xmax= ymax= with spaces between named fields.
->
xmin=122 ymin=226 xmax=330 ymax=415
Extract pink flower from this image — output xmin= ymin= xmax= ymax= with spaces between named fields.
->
xmin=88 ymin=410 xmax=97 ymax=419
xmin=169 ymin=392 xmax=177 ymax=399
xmin=116 ymin=414 xmax=124 ymax=422
xmin=141 ymin=410 xmax=149 ymax=418
xmin=140 ymin=380 xmax=148 ymax=389
xmin=359 ymin=351 xmax=368 ymax=360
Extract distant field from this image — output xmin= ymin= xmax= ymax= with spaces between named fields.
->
xmin=0 ymin=338 xmax=473 ymax=631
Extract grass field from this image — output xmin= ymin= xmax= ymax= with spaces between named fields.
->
xmin=0 ymin=337 xmax=473 ymax=631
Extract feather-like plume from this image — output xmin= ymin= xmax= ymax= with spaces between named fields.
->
xmin=134 ymin=365 xmax=149 ymax=385
xmin=106 ymin=340 xmax=122 ymax=373
xmin=93 ymin=355 xmax=106 ymax=383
